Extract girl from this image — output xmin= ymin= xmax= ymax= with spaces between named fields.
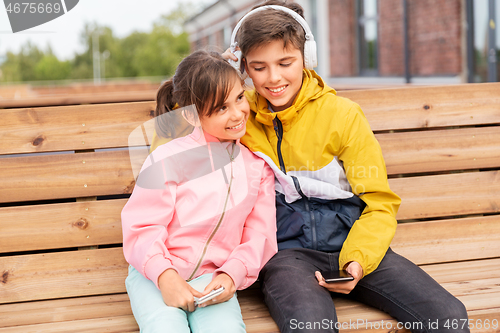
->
xmin=121 ymin=50 xmax=277 ymax=333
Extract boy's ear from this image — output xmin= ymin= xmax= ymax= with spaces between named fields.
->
xmin=242 ymin=58 xmax=248 ymax=72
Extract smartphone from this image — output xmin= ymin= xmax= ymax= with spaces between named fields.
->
xmin=194 ymin=287 xmax=224 ymax=306
xmin=321 ymin=270 xmax=354 ymax=283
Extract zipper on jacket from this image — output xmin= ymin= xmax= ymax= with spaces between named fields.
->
xmin=187 ymin=144 xmax=235 ymax=281
xmin=274 ymin=117 xmax=287 ymax=174
xmin=274 ymin=116 xmax=318 ymax=250
xmin=292 ymin=176 xmax=318 ymax=251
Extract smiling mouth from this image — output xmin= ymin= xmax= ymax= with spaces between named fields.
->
xmin=267 ymin=85 xmax=287 ymax=93
xmin=227 ymin=120 xmax=244 ymax=130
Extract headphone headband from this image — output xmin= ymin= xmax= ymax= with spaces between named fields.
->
xmin=228 ymin=4 xmax=317 ymax=73
xmin=230 ymin=5 xmax=315 ymax=52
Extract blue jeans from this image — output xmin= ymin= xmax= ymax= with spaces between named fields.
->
xmin=125 ymin=266 xmax=246 ymax=333
xmin=260 ymin=248 xmax=469 ymax=333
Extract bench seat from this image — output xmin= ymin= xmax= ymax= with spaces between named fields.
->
xmin=1 ymin=258 xmax=500 ymax=332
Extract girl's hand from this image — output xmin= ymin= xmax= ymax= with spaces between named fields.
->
xmin=198 ymin=273 xmax=236 ymax=307
xmin=315 ymin=261 xmax=364 ymax=294
xmin=158 ymin=269 xmax=204 ymax=312
xmin=222 ymin=47 xmax=239 ymax=62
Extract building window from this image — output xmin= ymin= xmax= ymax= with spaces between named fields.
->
xmin=357 ymin=0 xmax=379 ymax=76
xmin=472 ymin=0 xmax=499 ymax=82
xmin=496 ymin=0 xmax=499 ymax=81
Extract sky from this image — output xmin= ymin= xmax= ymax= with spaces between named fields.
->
xmin=0 ymin=0 xmax=215 ymax=61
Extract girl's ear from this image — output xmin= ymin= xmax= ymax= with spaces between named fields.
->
xmin=181 ymin=106 xmax=201 ymax=127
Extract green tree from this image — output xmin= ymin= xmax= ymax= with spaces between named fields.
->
xmin=115 ymin=31 xmax=149 ymax=77
xmin=0 ymin=52 xmax=22 ymax=82
xmin=122 ymin=6 xmax=190 ymax=78
xmin=34 ymin=51 xmax=72 ymax=81
xmin=0 ymin=42 xmax=44 ymax=82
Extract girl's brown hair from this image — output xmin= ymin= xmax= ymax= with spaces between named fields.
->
xmin=155 ymin=50 xmax=240 ymax=137
xmin=236 ymin=0 xmax=306 ymax=58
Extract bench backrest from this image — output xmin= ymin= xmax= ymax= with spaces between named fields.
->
xmin=1 ymin=83 xmax=499 ymax=305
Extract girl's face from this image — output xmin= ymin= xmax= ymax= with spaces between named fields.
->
xmin=200 ymin=79 xmax=250 ymax=142
xmin=244 ymin=39 xmax=304 ymax=112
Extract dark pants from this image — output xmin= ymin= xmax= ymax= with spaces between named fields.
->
xmin=260 ymin=248 xmax=469 ymax=333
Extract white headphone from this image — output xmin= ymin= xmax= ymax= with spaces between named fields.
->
xmin=229 ymin=5 xmax=318 ymax=76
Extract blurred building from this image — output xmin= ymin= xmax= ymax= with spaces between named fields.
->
xmin=185 ymin=0 xmax=499 ymax=86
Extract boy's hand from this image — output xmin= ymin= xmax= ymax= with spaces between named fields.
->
xmin=198 ymin=273 xmax=236 ymax=307
xmin=315 ymin=261 xmax=363 ymax=294
xmin=158 ymin=269 xmax=204 ymax=312
xmin=222 ymin=47 xmax=239 ymax=62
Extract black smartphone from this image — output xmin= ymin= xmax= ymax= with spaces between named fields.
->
xmin=321 ymin=270 xmax=354 ymax=283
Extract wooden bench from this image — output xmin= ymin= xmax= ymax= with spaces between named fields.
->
xmin=1 ymin=82 xmax=499 ymax=332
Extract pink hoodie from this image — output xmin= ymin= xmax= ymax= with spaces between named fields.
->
xmin=122 ymin=127 xmax=277 ymax=290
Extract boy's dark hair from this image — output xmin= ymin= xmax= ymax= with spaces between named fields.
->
xmin=154 ymin=50 xmax=240 ymax=137
xmin=236 ymin=0 xmax=306 ymax=58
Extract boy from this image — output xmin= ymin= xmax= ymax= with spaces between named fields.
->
xmin=224 ymin=1 xmax=469 ymax=332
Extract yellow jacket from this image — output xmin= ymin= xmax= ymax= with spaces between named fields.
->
xmin=241 ymin=69 xmax=401 ymax=276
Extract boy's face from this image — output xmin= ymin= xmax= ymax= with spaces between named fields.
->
xmin=244 ymin=40 xmax=304 ymax=112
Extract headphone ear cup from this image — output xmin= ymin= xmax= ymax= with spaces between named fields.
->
xmin=303 ymin=40 xmax=310 ymax=69
xmin=229 ymin=50 xmax=243 ymax=73
xmin=228 ymin=50 xmax=249 ymax=80
xmin=309 ymin=40 xmax=318 ymax=69
xmin=304 ymin=40 xmax=317 ymax=70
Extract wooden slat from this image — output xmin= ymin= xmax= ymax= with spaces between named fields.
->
xmin=0 ymin=102 xmax=154 ymax=154
xmin=0 ymin=316 xmax=138 ymax=333
xmin=1 ymin=152 xmax=498 ymax=218
xmin=31 ymin=83 xmax=159 ymax=96
xmin=0 ymin=91 xmax=156 ymax=109
xmin=392 ymin=215 xmax=500 ymax=265
xmin=420 ymin=258 xmax=500 ymax=284
xmin=0 ymin=199 xmax=126 ymax=253
xmin=459 ymin=292 xmax=500 ymax=317
xmin=444 ymin=278 xmax=500 ymax=298
xmin=378 ymin=126 xmax=500 ymax=175
xmin=391 ymin=170 xmax=500 ymax=220
xmin=0 ymin=294 xmax=132 ymax=328
xmin=1 ymin=198 xmax=497 ymax=263
xmin=0 ymin=248 xmax=128 ymax=304
xmin=337 ymin=82 xmax=500 ymax=131
xmin=0 ymin=150 xmax=145 ymax=203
